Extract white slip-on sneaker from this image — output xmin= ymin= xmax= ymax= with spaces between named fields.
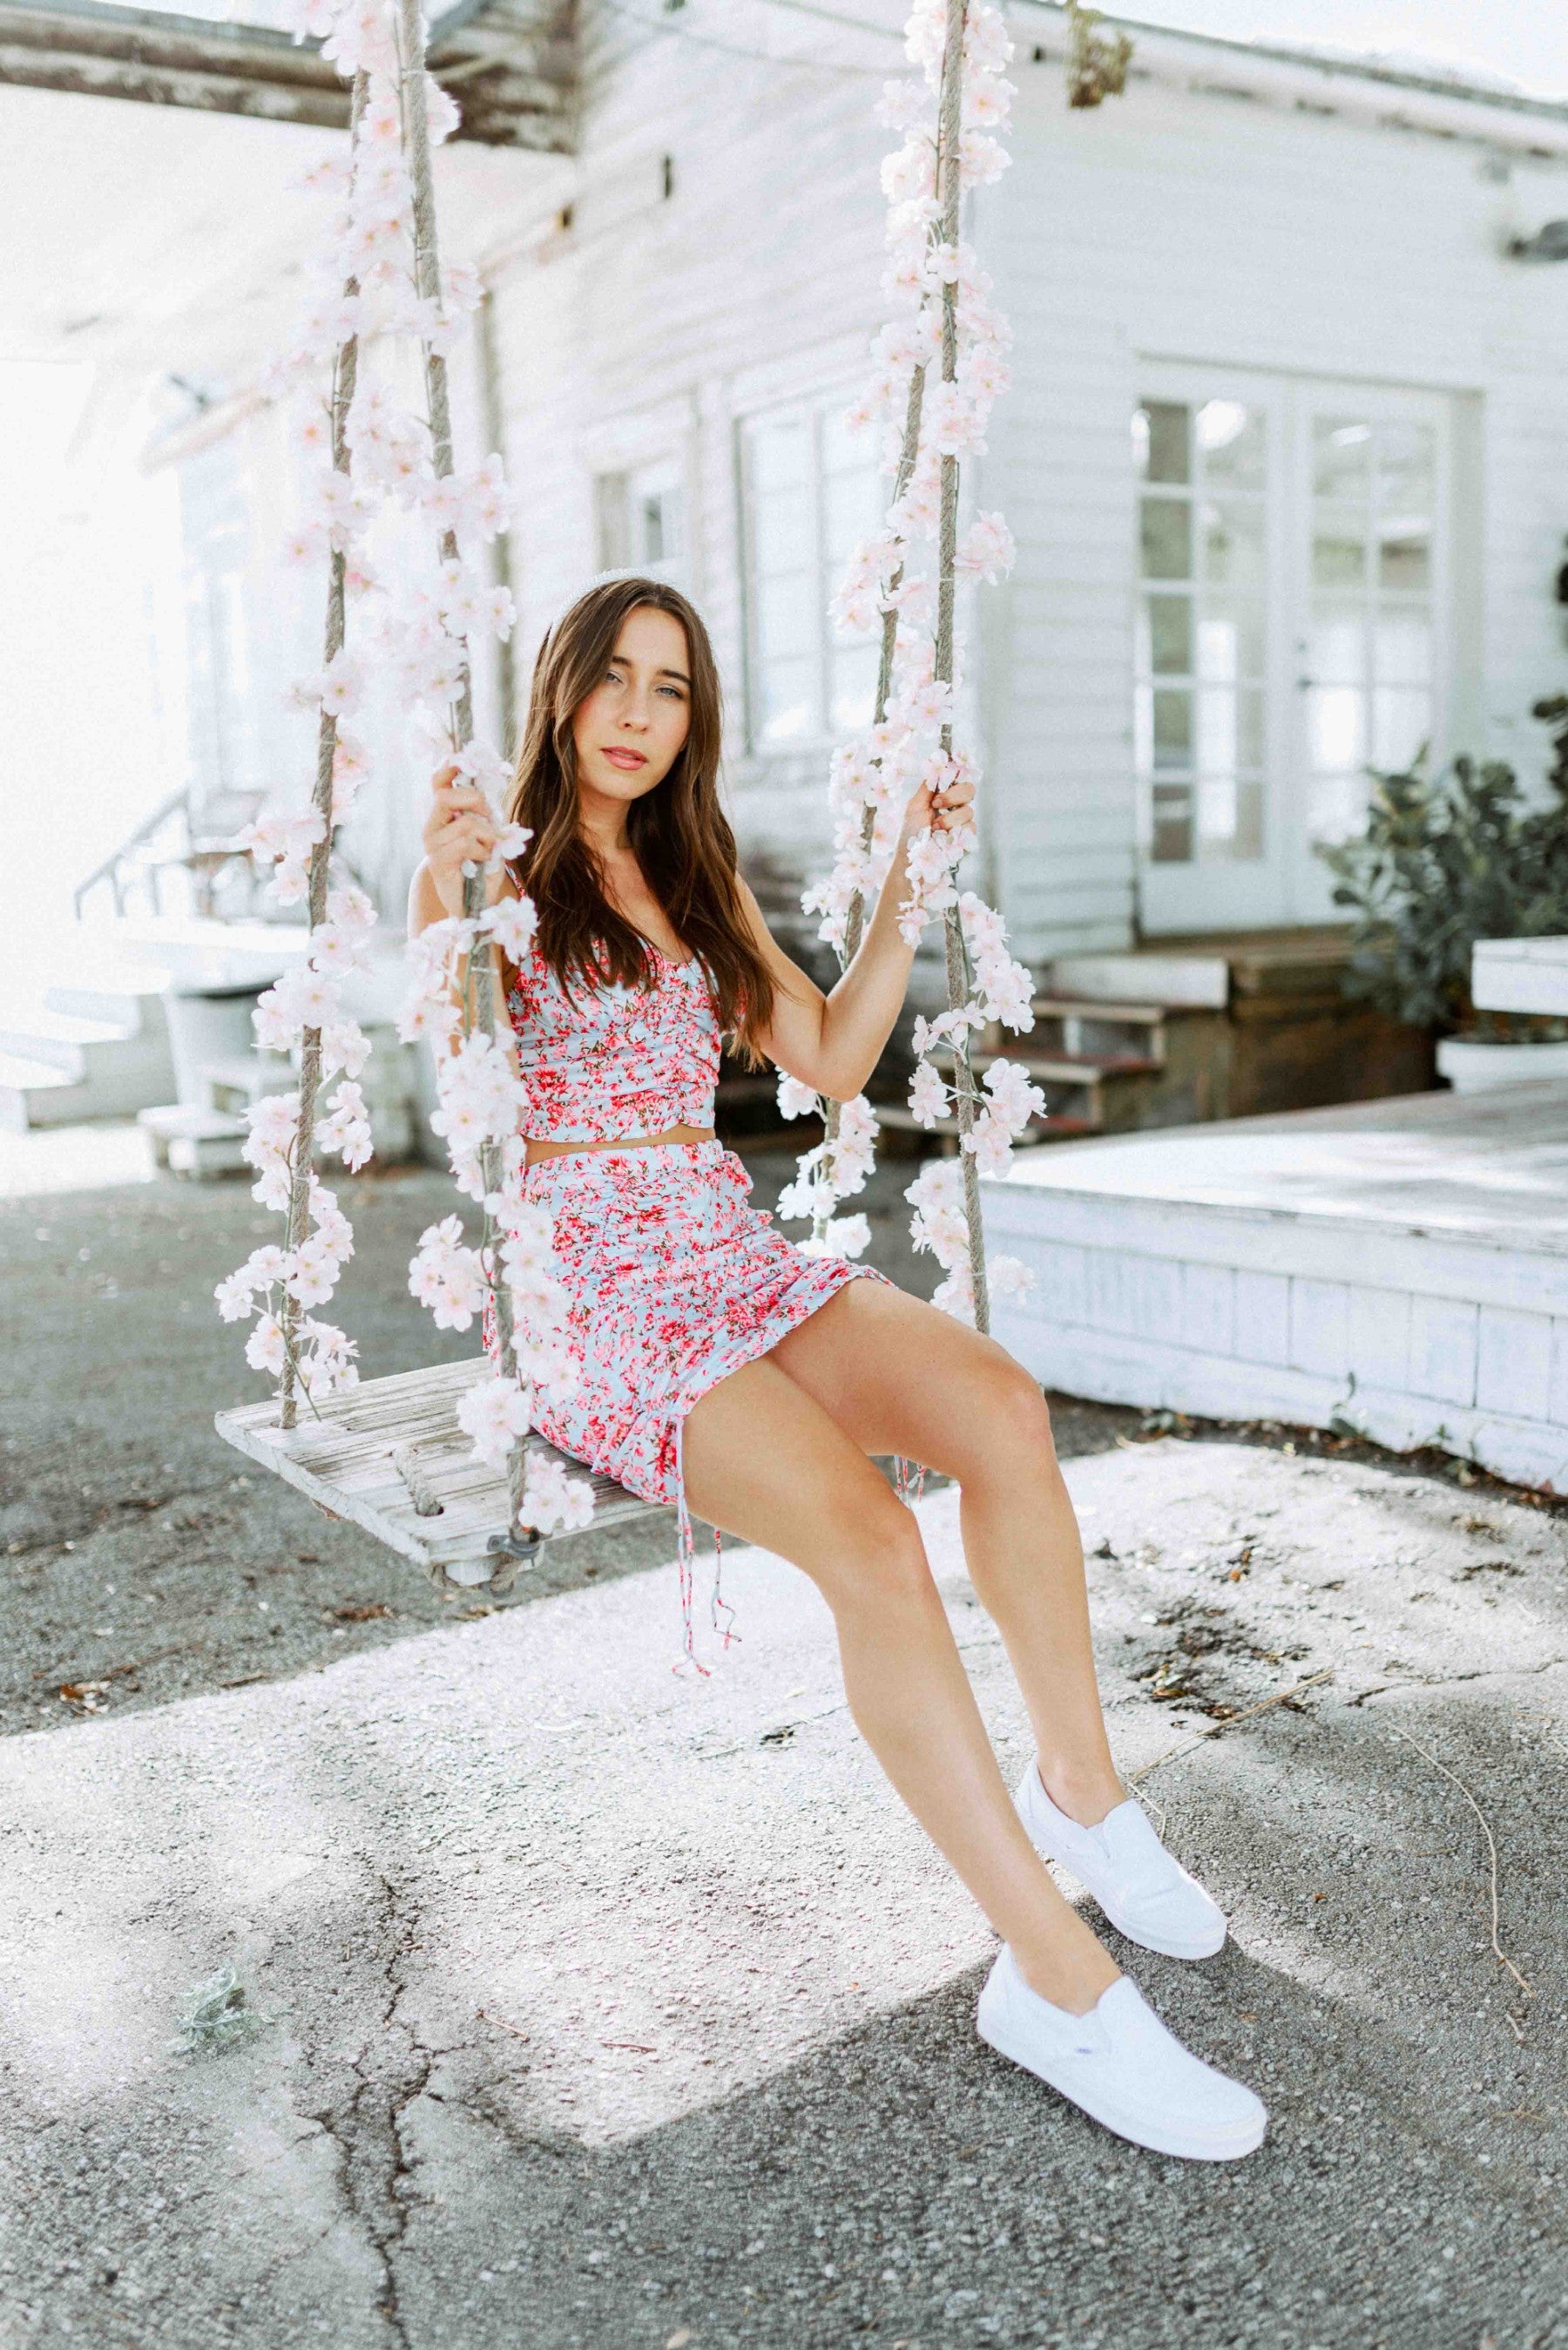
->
xmin=976 ymin=1944 xmax=1267 ymax=2162
xmin=1015 ymin=1761 xmax=1227 ymax=1960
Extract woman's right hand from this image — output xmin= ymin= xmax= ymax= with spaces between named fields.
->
xmin=420 ymin=763 xmax=506 ymax=919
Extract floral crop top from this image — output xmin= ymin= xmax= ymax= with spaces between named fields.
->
xmin=504 ymin=940 xmax=722 ymax=1142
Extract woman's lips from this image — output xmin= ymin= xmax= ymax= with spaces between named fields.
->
xmin=601 ymin=747 xmax=647 ymax=770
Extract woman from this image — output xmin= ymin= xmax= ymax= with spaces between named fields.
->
xmin=409 ymin=575 xmax=1267 ymax=2163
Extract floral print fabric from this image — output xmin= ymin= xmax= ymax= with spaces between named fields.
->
xmin=504 ymin=941 xmax=721 ymax=1141
xmin=495 ymin=954 xmax=893 ymax=1666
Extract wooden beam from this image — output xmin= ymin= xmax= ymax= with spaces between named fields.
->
xmin=0 ymin=0 xmax=576 ymax=149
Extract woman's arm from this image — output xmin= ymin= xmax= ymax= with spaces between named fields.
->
xmin=738 ymin=766 xmax=976 ymax=1101
xmin=408 ymin=764 xmax=519 ymax=1044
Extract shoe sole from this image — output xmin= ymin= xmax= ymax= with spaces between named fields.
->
xmin=976 ymin=2008 xmax=1267 ymax=2163
xmin=1087 ymin=1892 xmax=1227 ymax=1962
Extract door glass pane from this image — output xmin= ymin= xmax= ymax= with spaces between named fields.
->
xmin=1201 ymin=499 xmax=1264 ymax=589
xmin=1147 ymin=594 xmax=1192 ymax=674
xmin=1194 ymin=685 xmax=1264 ymax=771
xmin=1313 ymin=516 xmax=1366 ymax=587
xmin=1152 ymin=689 xmax=1193 ymax=769
xmin=1308 ymin=685 xmax=1365 ymax=775
xmin=1375 ymin=422 xmax=1436 ymax=511
xmin=1135 ymin=390 xmax=1267 ymax=870
xmin=1199 ymin=599 xmax=1264 ymax=681
xmin=1308 ymin=773 xmax=1368 ymax=845
xmin=1140 ymin=498 xmax=1191 ymax=580
xmin=1375 ymin=609 xmax=1431 ymax=686
xmin=1198 ymin=400 xmax=1265 ymax=490
xmin=1138 ymin=402 xmax=1191 ymax=484
xmin=1378 ymin=523 xmax=1430 ymax=593
xmin=1310 ymin=600 xmax=1366 ymax=686
xmin=1373 ymin=687 xmax=1431 ymax=771
xmin=1313 ymin=418 xmax=1372 ymax=500
xmin=1151 ymin=782 xmax=1193 ymax=863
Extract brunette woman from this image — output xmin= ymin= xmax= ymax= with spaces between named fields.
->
xmin=409 ymin=576 xmax=1266 ymax=2162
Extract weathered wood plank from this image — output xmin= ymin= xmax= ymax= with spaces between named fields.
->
xmin=215 ymin=1358 xmax=662 ymax=1585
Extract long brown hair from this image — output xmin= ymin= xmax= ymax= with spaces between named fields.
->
xmin=504 ymin=576 xmax=775 ymax=1065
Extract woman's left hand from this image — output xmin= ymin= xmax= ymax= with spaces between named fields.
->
xmin=899 ymin=762 xmax=977 ymax=847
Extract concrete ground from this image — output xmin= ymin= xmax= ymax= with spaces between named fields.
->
xmin=3 ymin=1136 xmax=1568 ymax=2349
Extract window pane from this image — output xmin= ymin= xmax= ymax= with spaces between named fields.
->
xmin=1139 ymin=402 xmax=1191 ymax=485
xmin=1198 ymin=599 xmax=1264 ymax=682
xmin=754 ymin=486 xmax=814 ymax=574
xmin=1375 ymin=609 xmax=1431 ymax=686
xmin=757 ymin=656 xmax=814 ymax=746
xmin=823 ymin=464 xmax=882 ymax=570
xmin=821 ymin=404 xmax=871 ymax=477
xmin=1198 ymin=401 xmax=1265 ymax=491
xmin=1373 ymin=687 xmax=1431 ymax=771
xmin=829 ymin=640 xmax=879 ymax=732
xmin=1379 ymin=524 xmax=1430 ymax=593
xmin=1313 ymin=517 xmax=1367 ymax=588
xmin=1201 ymin=499 xmax=1263 ymax=589
xmin=1152 ymin=689 xmax=1193 ymax=771
xmin=1151 ymin=782 xmax=1193 ymax=863
xmin=1310 ymin=599 xmax=1366 ymax=686
xmin=750 ymin=417 xmax=810 ymax=495
xmin=755 ymin=572 xmax=815 ymax=663
xmin=1308 ymin=685 xmax=1366 ymax=774
xmin=1140 ymin=497 xmax=1192 ymax=580
xmin=1314 ymin=418 xmax=1372 ymax=501
xmin=1147 ymin=594 xmax=1192 ymax=675
xmin=595 ymin=471 xmax=631 ymax=571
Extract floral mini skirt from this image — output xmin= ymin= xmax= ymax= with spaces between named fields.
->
xmin=490 ymin=1138 xmax=892 ymax=1666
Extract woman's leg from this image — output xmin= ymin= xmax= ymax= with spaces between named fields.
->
xmin=679 ymin=1352 xmax=1120 ymax=2015
xmin=768 ymin=1279 xmax=1123 ymax=1826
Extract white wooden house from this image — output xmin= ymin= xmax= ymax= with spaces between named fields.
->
xmin=471 ymin=3 xmax=1568 ymax=974
xmin=13 ymin=2 xmax=1568 ymax=1130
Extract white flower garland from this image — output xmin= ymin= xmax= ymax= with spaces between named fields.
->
xmin=781 ymin=0 xmax=1041 ymax=1327
xmin=214 ymin=0 xmax=591 ymax=1542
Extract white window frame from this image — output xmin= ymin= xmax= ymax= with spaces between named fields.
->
xmin=737 ymin=388 xmax=882 ymax=756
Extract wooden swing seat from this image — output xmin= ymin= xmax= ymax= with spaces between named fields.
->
xmin=214 ymin=1357 xmax=658 ymax=1589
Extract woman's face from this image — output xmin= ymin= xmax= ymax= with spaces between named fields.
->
xmin=571 ymin=604 xmax=693 ymax=817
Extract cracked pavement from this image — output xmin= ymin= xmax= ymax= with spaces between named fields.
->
xmin=3 ymin=1155 xmax=1568 ymax=2348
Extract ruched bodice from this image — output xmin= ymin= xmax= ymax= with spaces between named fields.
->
xmin=504 ymin=940 xmax=721 ymax=1142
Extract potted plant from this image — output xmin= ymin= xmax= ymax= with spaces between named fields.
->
xmin=1318 ymin=699 xmax=1568 ymax=1089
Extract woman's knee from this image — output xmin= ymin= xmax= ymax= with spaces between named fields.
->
xmin=958 ymin=1355 xmax=1059 ymax=1479
xmin=820 ymin=1483 xmax=937 ymax=1617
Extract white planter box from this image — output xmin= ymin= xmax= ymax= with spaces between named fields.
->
xmin=1436 ymin=1036 xmax=1568 ymax=1093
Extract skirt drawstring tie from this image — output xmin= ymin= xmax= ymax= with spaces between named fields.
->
xmin=892 ymin=1453 xmax=927 ymax=1507
xmin=672 ymin=1414 xmax=737 ymax=1676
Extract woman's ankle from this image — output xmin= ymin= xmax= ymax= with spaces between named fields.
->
xmin=1010 ymin=1932 xmax=1121 ymax=2017
xmin=1035 ymin=1754 xmax=1126 ymax=1830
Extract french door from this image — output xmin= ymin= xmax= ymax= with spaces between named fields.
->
xmin=1133 ymin=364 xmax=1453 ymax=934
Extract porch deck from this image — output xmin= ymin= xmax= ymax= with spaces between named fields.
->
xmin=980 ymin=1080 xmax=1568 ymax=1491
